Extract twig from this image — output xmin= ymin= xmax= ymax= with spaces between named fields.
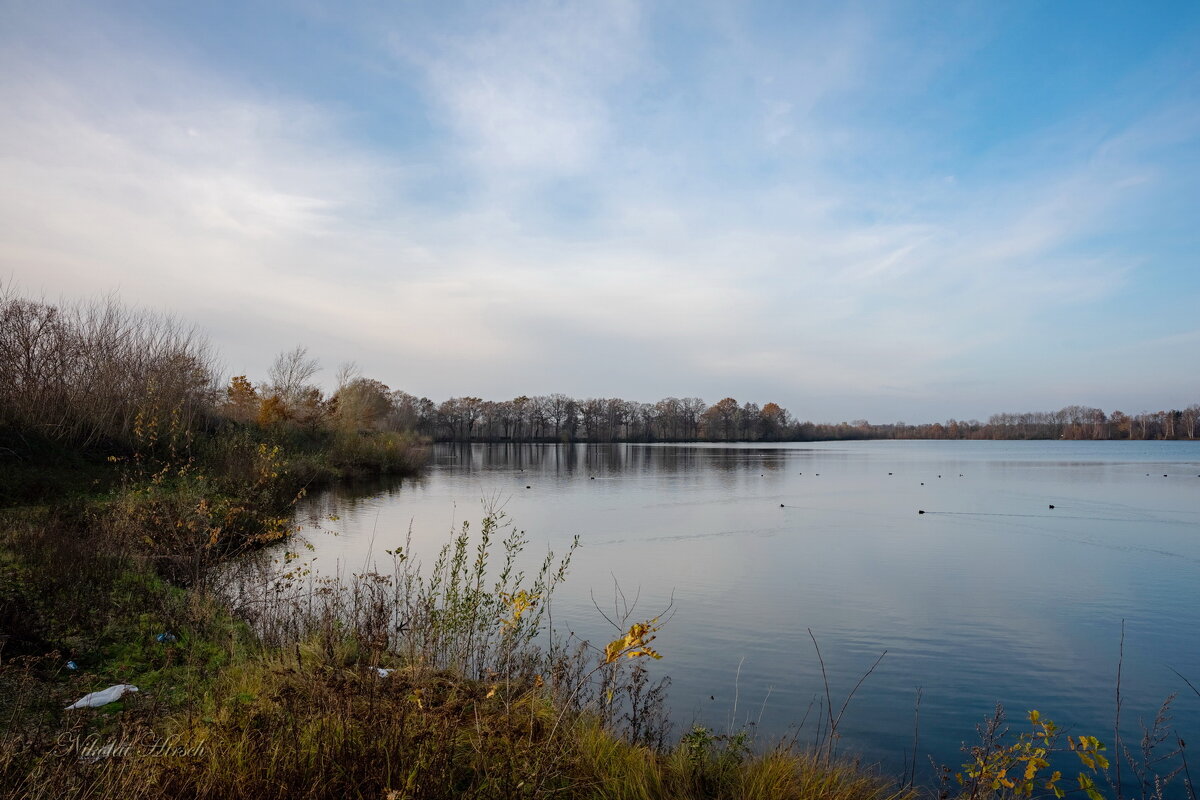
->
xmin=809 ymin=628 xmax=835 ymax=757
xmin=1180 ymin=738 xmax=1197 ymax=800
xmin=729 ymin=655 xmax=745 ymax=736
xmin=834 ymin=649 xmax=887 ymax=733
xmin=589 ymin=588 xmax=621 ymax=630
xmin=807 ymin=628 xmax=885 ymax=760
xmin=1117 ymin=619 xmax=1126 ymax=800
xmin=756 ymin=685 xmax=774 ymax=732
xmin=1170 ymin=667 xmax=1200 ymax=701
xmin=907 ymin=687 xmax=923 ymax=789
xmin=781 ymin=695 xmax=818 ymax=752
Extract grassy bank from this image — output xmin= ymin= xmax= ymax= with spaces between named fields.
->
xmin=0 ymin=489 xmax=917 ymax=800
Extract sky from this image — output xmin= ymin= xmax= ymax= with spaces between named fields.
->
xmin=1 ymin=1 xmax=1198 ymax=423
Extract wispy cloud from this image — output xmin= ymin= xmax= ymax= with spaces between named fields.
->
xmin=391 ymin=0 xmax=642 ymax=177
xmin=1 ymin=2 xmax=1197 ymax=418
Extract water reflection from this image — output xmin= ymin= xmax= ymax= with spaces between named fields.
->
xmin=428 ymin=442 xmax=800 ymax=475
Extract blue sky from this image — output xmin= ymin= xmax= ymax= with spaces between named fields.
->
xmin=2 ymin=1 xmax=1197 ymax=421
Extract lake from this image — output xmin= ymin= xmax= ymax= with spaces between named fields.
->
xmin=289 ymin=440 xmax=1200 ymax=789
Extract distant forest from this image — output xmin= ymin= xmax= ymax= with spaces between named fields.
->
xmin=2 ymin=288 xmax=1196 ymax=447
xmin=345 ymin=391 xmax=1200 ymax=443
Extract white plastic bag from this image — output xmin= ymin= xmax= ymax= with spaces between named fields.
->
xmin=65 ymin=684 xmax=139 ymax=710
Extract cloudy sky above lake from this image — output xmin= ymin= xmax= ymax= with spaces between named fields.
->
xmin=2 ymin=1 xmax=1198 ymax=422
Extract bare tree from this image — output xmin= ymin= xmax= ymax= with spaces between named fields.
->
xmin=334 ymin=360 xmax=361 ymax=391
xmin=1183 ymin=405 xmax=1199 ymax=440
xmin=0 ymin=285 xmax=217 ymax=450
xmin=546 ymin=393 xmax=573 ymax=441
xmin=267 ymin=345 xmax=321 ymax=410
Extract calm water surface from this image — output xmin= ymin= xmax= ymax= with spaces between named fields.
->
xmin=291 ymin=440 xmax=1200 ymax=783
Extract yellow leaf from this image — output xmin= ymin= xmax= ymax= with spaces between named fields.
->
xmin=499 ymin=590 xmax=540 ymax=629
xmin=604 ymin=618 xmax=663 ymax=664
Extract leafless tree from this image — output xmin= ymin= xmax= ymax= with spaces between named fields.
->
xmin=0 ymin=285 xmax=217 ymax=450
xmin=267 ymin=345 xmax=321 ymax=411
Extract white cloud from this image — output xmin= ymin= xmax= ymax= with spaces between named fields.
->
xmin=392 ymin=0 xmax=642 ymax=176
xmin=1 ymin=3 xmax=1195 ymax=419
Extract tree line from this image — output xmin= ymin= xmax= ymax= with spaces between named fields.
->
xmin=3 ymin=287 xmax=1195 ymax=450
xmin=225 ymin=371 xmax=1200 ymax=444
